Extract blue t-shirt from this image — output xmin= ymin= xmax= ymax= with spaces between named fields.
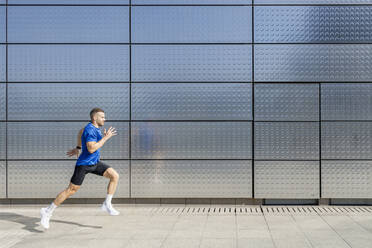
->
xmin=76 ymin=122 xmax=102 ymax=166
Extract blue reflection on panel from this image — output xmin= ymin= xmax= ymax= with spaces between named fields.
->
xmin=133 ymin=0 xmax=251 ymax=5
xmin=8 ymin=6 xmax=129 ymax=43
xmin=133 ymin=6 xmax=251 ymax=43
xmin=0 ymin=46 xmax=5 ymax=82
xmin=0 ymin=83 xmax=5 ymax=120
xmin=255 ymin=0 xmax=372 ymax=4
xmin=8 ymin=45 xmax=130 ymax=82
xmin=9 ymin=0 xmax=129 ymax=4
xmin=255 ymin=6 xmax=372 ymax=43
xmin=0 ymin=7 xmax=5 ymax=43
xmin=132 ymin=45 xmax=252 ymax=82
xmin=0 ymin=0 xmax=5 ymax=4
xmin=132 ymin=83 xmax=252 ymax=120
xmin=255 ymin=45 xmax=372 ymax=82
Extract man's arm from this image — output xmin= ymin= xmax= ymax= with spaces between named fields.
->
xmin=86 ymin=127 xmax=117 ymax=154
xmin=66 ymin=127 xmax=85 ymax=157
xmin=77 ymin=128 xmax=84 ymax=147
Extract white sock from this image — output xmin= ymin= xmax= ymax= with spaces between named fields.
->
xmin=105 ymin=194 xmax=113 ymax=205
xmin=47 ymin=202 xmax=57 ymax=213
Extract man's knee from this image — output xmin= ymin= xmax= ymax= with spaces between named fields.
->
xmin=67 ymin=183 xmax=80 ymax=195
xmin=106 ymin=168 xmax=119 ymax=181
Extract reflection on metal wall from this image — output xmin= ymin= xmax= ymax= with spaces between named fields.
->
xmin=131 ymin=160 xmax=252 ymax=198
xmin=255 ymin=161 xmax=319 ymax=199
xmin=1 ymin=0 xmax=371 ymax=200
xmin=322 ymin=161 xmax=372 ymax=198
xmin=8 ymin=160 xmax=129 ymax=198
xmin=8 ymin=83 xmax=130 ymax=120
xmin=132 ymin=45 xmax=252 ymax=82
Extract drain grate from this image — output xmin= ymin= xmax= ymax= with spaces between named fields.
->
xmin=139 ymin=206 xmax=372 ymax=216
xmin=313 ymin=206 xmax=372 ymax=215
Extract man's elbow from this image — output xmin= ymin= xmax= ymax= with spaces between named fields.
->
xmin=87 ymin=147 xmax=95 ymax=154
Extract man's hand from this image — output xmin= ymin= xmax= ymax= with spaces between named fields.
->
xmin=104 ymin=127 xmax=118 ymax=139
xmin=66 ymin=148 xmax=80 ymax=158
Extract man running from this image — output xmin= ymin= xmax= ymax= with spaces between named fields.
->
xmin=40 ymin=108 xmax=120 ymax=229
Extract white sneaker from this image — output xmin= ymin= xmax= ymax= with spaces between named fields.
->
xmin=101 ymin=202 xmax=120 ymax=216
xmin=40 ymin=207 xmax=52 ymax=229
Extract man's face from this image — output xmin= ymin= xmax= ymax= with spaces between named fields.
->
xmin=94 ymin=112 xmax=105 ymax=127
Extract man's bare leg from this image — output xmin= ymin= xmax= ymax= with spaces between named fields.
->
xmin=103 ymin=168 xmax=119 ymax=195
xmin=40 ymin=183 xmax=80 ymax=229
xmin=101 ymin=168 xmax=120 ymax=215
xmin=54 ymin=183 xmax=81 ymax=206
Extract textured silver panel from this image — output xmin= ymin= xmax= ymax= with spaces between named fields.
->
xmin=322 ymin=160 xmax=372 ymax=198
xmin=8 ymin=83 xmax=129 ymax=121
xmin=255 ymin=6 xmax=372 ymax=43
xmin=132 ymin=83 xmax=252 ymax=120
xmin=0 ymin=123 xmax=5 ymax=160
xmin=255 ymin=161 xmax=319 ymax=199
xmin=322 ymin=122 xmax=372 ymax=159
xmin=255 ymin=0 xmax=372 ymax=4
xmin=321 ymin=83 xmax=372 ymax=121
xmin=132 ymin=122 xmax=252 ymax=159
xmin=8 ymin=6 xmax=129 ymax=43
xmin=133 ymin=0 xmax=251 ymax=4
xmin=8 ymin=45 xmax=129 ymax=82
xmin=8 ymin=160 xmax=129 ymax=198
xmin=0 ymin=7 xmax=5 ymax=43
xmin=132 ymin=6 xmax=251 ymax=43
xmin=255 ymin=45 xmax=372 ymax=82
xmin=255 ymin=122 xmax=319 ymax=160
xmin=9 ymin=0 xmax=129 ymax=4
xmin=132 ymin=160 xmax=252 ymax=198
xmin=132 ymin=45 xmax=252 ymax=82
xmin=0 ymin=83 xmax=5 ymax=120
xmin=0 ymin=45 xmax=5 ymax=82
xmin=255 ymin=84 xmax=318 ymax=121
xmin=0 ymin=161 xmax=5 ymax=198
xmin=8 ymin=122 xmax=129 ymax=159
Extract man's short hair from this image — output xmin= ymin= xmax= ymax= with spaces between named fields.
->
xmin=90 ymin=107 xmax=105 ymax=120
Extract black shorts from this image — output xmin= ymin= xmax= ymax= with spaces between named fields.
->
xmin=70 ymin=161 xmax=111 ymax=186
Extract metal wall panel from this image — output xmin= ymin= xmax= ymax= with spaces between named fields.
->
xmin=0 ymin=161 xmax=5 ymax=198
xmin=132 ymin=45 xmax=252 ymax=82
xmin=321 ymin=83 xmax=372 ymax=121
xmin=0 ymin=7 xmax=5 ymax=43
xmin=9 ymin=0 xmax=129 ymax=4
xmin=0 ymin=83 xmax=5 ymax=120
xmin=0 ymin=123 xmax=5 ymax=160
xmin=8 ymin=122 xmax=129 ymax=159
xmin=322 ymin=160 xmax=372 ymax=198
xmin=132 ymin=122 xmax=252 ymax=159
xmin=254 ymin=83 xmax=318 ymax=121
xmin=8 ymin=83 xmax=130 ymax=121
xmin=132 ymin=6 xmax=252 ymax=43
xmin=132 ymin=83 xmax=252 ymax=120
xmin=255 ymin=161 xmax=319 ymax=199
xmin=133 ymin=0 xmax=251 ymax=4
xmin=0 ymin=45 xmax=5 ymax=82
xmin=8 ymin=160 xmax=129 ymax=198
xmin=255 ymin=45 xmax=372 ymax=82
xmin=8 ymin=45 xmax=130 ymax=82
xmin=255 ymin=6 xmax=372 ymax=43
xmin=131 ymin=160 xmax=252 ymax=198
xmin=322 ymin=122 xmax=372 ymax=159
xmin=0 ymin=1 xmax=5 ymax=4
xmin=255 ymin=122 xmax=319 ymax=160
xmin=8 ymin=6 xmax=129 ymax=43
xmin=255 ymin=0 xmax=372 ymax=4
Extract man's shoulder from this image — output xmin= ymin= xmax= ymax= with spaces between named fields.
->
xmin=83 ymin=123 xmax=94 ymax=133
xmin=84 ymin=123 xmax=100 ymax=135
